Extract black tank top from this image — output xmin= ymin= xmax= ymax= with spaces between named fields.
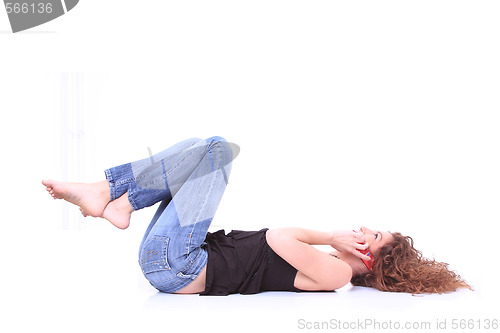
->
xmin=200 ymin=228 xmax=301 ymax=296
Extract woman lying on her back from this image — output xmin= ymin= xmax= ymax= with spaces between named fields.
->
xmin=42 ymin=136 xmax=471 ymax=295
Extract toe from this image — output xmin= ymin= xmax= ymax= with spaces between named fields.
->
xmin=79 ymin=208 xmax=87 ymax=217
xmin=42 ymin=179 xmax=54 ymax=187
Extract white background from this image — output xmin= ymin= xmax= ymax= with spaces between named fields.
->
xmin=1 ymin=1 xmax=499 ymax=332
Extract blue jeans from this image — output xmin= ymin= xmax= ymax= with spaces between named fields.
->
xmin=104 ymin=136 xmax=233 ymax=293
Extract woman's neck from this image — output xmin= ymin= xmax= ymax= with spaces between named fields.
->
xmin=331 ymin=251 xmax=369 ymax=277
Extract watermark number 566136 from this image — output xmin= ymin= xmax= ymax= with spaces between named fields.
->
xmin=5 ymin=2 xmax=53 ymax=14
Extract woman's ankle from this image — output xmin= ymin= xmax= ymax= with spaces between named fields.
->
xmin=97 ymin=180 xmax=111 ymax=204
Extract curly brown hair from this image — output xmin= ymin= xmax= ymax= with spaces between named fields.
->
xmin=351 ymin=232 xmax=472 ymax=294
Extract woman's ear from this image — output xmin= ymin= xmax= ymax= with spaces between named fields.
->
xmin=378 ymin=244 xmax=394 ymax=264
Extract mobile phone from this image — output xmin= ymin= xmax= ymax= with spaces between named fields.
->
xmin=358 ymin=247 xmax=375 ymax=271
xmin=353 ymin=229 xmax=374 ymax=271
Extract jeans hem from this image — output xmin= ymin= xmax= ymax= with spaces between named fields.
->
xmin=104 ymin=169 xmax=116 ymax=201
xmin=128 ymin=190 xmax=139 ymax=211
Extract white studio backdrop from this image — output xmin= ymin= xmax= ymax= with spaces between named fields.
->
xmin=1 ymin=1 xmax=499 ymax=332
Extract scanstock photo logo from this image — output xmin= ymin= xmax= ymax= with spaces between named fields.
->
xmin=3 ymin=0 xmax=79 ymax=33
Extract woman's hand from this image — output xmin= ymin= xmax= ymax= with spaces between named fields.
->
xmin=330 ymin=230 xmax=372 ymax=261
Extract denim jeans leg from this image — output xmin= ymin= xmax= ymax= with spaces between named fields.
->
xmin=104 ymin=138 xmax=203 ymax=203
xmin=137 ymin=137 xmax=234 ymax=292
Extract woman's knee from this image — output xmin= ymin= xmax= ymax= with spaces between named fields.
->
xmin=206 ymin=136 xmax=239 ymax=167
xmin=206 ymin=136 xmax=227 ymax=145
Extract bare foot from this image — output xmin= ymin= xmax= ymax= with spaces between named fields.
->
xmin=102 ymin=193 xmax=133 ymax=229
xmin=42 ymin=179 xmax=110 ymax=218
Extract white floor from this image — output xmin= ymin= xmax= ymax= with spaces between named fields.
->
xmin=2 ymin=228 xmax=496 ymax=333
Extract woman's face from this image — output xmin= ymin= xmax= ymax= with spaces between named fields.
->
xmin=360 ymin=226 xmax=394 ymax=256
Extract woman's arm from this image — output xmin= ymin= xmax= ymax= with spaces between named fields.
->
xmin=266 ymin=228 xmax=353 ymax=291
